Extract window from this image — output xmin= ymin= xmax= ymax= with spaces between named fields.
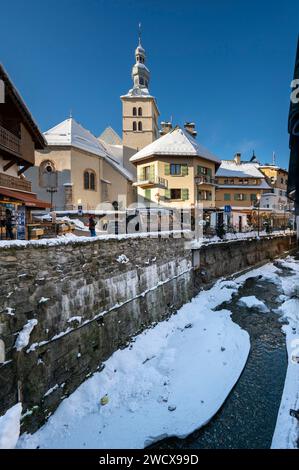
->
xmin=138 ymin=121 xmax=142 ymax=131
xmin=234 ymin=193 xmax=247 ymax=201
xmin=133 ymin=107 xmax=137 ymax=116
xmin=170 ymin=164 xmax=182 ymax=175
xmin=84 ymin=170 xmax=96 ymax=190
xmin=224 ymin=193 xmax=231 ymax=201
xmin=170 ymin=188 xmax=181 ymax=200
xmin=197 ymin=165 xmax=212 ymax=176
xmin=198 ymin=190 xmax=212 ymax=201
xmin=133 ymin=121 xmax=137 ymax=131
xmin=138 ymin=107 xmax=142 ymax=116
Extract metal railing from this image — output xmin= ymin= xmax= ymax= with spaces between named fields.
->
xmin=136 ymin=176 xmax=168 ymax=188
xmin=0 ymin=124 xmax=21 ymax=156
xmin=195 ymin=175 xmax=216 ymax=185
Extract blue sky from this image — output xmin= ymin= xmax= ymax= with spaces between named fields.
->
xmin=0 ymin=0 xmax=298 ymax=168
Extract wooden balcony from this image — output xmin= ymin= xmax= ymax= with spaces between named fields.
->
xmin=133 ymin=176 xmax=168 ymax=189
xmin=195 ymin=175 xmax=216 ymax=186
xmin=0 ymin=172 xmax=32 ymax=192
xmin=0 ymin=124 xmax=21 ymax=157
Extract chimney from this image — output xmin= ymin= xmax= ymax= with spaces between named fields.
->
xmin=234 ymin=152 xmax=241 ymax=165
xmin=159 ymin=121 xmax=173 ymax=136
xmin=184 ymin=122 xmax=197 ymax=138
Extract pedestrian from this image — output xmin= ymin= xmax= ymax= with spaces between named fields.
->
xmin=5 ymin=209 xmax=14 ymax=240
xmin=88 ymin=215 xmax=96 ymax=237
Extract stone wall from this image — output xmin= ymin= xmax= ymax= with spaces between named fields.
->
xmin=0 ymin=235 xmax=193 ymax=432
xmin=0 ymin=233 xmax=296 ymax=433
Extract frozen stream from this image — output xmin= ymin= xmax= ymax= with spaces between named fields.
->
xmin=153 ymin=268 xmax=292 ymax=449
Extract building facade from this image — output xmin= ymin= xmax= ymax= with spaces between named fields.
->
xmin=130 ymin=125 xmax=221 ymax=222
xmin=27 ymin=118 xmax=135 ymax=211
xmin=0 ymin=64 xmax=50 ymax=239
xmin=215 ymin=153 xmax=271 ymax=231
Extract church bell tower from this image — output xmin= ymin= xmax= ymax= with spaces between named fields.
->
xmin=121 ymin=26 xmax=160 ymax=155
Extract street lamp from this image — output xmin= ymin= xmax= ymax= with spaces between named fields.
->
xmin=256 ymin=194 xmax=261 ymax=237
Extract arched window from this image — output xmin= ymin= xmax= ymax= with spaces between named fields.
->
xmin=84 ymin=171 xmax=90 ymax=190
xmin=133 ymin=107 xmax=137 ymax=116
xmin=90 ymin=172 xmax=95 ymax=190
xmin=138 ymin=107 xmax=142 ymax=116
xmin=139 ymin=77 xmax=144 ymax=85
xmin=133 ymin=121 xmax=137 ymax=131
xmin=138 ymin=121 xmax=142 ymax=131
xmin=84 ymin=170 xmax=96 ymax=190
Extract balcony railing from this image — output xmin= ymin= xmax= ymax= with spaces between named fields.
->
xmin=134 ymin=176 xmax=168 ymax=189
xmin=0 ymin=172 xmax=32 ymax=192
xmin=0 ymin=124 xmax=21 ymax=156
xmin=195 ymin=175 xmax=216 ymax=185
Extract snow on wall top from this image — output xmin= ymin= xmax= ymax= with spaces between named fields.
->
xmin=130 ymin=127 xmax=221 ymax=164
xmin=44 ymin=118 xmax=133 ymax=182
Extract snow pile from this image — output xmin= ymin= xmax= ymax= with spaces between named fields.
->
xmin=238 ymin=296 xmax=270 ymax=312
xmin=116 ymin=254 xmax=129 ymax=264
xmin=0 ymin=403 xmax=22 ymax=449
xmin=17 ymin=279 xmax=250 ymax=449
xmin=271 ymin=256 xmax=299 ymax=449
xmin=14 ymin=319 xmax=38 ymax=352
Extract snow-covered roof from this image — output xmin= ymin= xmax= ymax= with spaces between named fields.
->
xmin=44 ymin=118 xmax=108 ymax=157
xmin=216 ymin=160 xmax=268 ymax=179
xmin=44 ymin=118 xmax=133 ymax=182
xmin=121 ymin=87 xmax=154 ymax=99
xmin=130 ymin=127 xmax=221 ymax=165
xmin=98 ymin=126 xmax=122 ymax=146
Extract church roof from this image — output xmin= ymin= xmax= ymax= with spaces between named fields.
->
xmin=129 ymin=127 xmax=221 ymax=165
xmin=44 ymin=118 xmax=134 ymax=181
xmin=98 ymin=126 xmax=122 ymax=146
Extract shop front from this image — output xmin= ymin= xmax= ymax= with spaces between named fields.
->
xmin=0 ymin=188 xmax=51 ymax=240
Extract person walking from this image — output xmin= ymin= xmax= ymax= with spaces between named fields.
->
xmin=88 ymin=215 xmax=96 ymax=237
xmin=5 ymin=209 xmax=14 ymax=240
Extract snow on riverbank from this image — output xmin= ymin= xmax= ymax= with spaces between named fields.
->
xmin=0 ymin=404 xmax=22 ymax=449
xmin=18 ymin=279 xmax=250 ymax=449
xmin=271 ymin=256 xmax=299 ymax=449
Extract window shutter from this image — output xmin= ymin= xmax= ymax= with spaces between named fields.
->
xmin=182 ymin=164 xmax=188 ymax=176
xmin=149 ymin=165 xmax=155 ymax=181
xmin=165 ymin=163 xmax=170 ymax=175
xmin=224 ymin=193 xmax=231 ymax=201
xmin=243 ymin=194 xmax=247 ymax=201
xmin=234 ymin=194 xmax=239 ymax=201
xmin=182 ymin=188 xmax=189 ymax=201
xmin=138 ymin=167 xmax=143 ymax=181
xmin=208 ymin=192 xmax=212 ymax=201
xmin=197 ymin=165 xmax=203 ymax=175
xmin=207 ymin=168 xmax=212 ymax=177
xmin=164 ymin=188 xmax=170 ymax=199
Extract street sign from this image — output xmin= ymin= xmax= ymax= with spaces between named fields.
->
xmin=224 ymin=205 xmax=232 ymax=213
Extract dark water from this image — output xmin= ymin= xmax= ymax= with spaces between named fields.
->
xmin=152 ymin=265 xmax=290 ymax=449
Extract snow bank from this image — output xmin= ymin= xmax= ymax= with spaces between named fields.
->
xmin=17 ymin=279 xmax=250 ymax=449
xmin=271 ymin=256 xmax=299 ymax=449
xmin=15 ymin=319 xmax=38 ymax=352
xmin=0 ymin=403 xmax=22 ymax=449
xmin=238 ymin=296 xmax=270 ymax=312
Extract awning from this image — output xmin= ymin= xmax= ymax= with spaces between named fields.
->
xmin=0 ymin=187 xmax=51 ymax=209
